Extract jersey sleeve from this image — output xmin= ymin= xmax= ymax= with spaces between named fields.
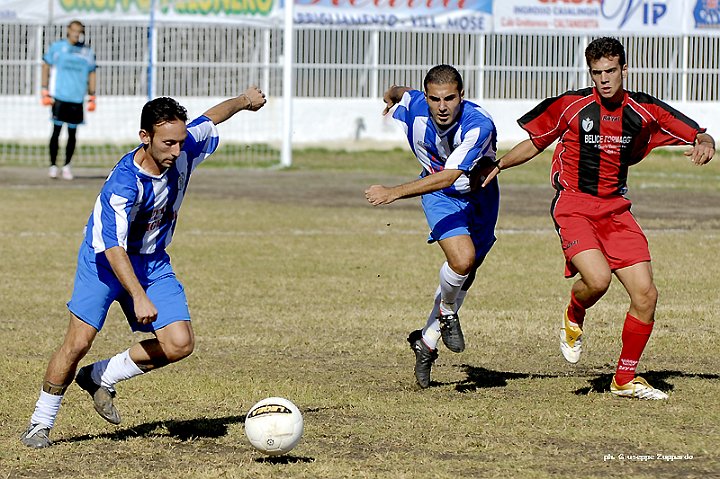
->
xmin=42 ymin=41 xmax=59 ymax=65
xmin=392 ymin=90 xmax=425 ymax=132
xmin=633 ymin=93 xmax=703 ymax=150
xmin=90 ymin=168 xmax=139 ymax=253
xmin=518 ymin=93 xmax=572 ymax=151
xmin=184 ymin=115 xmax=220 ymax=170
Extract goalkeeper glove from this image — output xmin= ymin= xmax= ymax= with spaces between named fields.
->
xmin=87 ymin=95 xmax=96 ymax=112
xmin=41 ymin=89 xmax=52 ymax=106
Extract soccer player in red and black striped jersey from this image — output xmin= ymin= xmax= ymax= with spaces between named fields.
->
xmin=482 ymin=37 xmax=715 ymax=400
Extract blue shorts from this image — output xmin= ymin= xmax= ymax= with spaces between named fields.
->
xmin=67 ymin=244 xmax=190 ymax=333
xmin=421 ymin=179 xmax=500 ymax=260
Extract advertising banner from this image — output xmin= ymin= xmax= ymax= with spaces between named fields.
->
xmin=0 ymin=0 xmax=50 ymax=23
xmin=3 ymin=0 xmax=720 ymax=35
xmin=293 ymin=0 xmax=493 ymax=32
xmin=494 ymin=0 xmax=685 ymax=34
xmin=687 ymin=0 xmax=720 ymax=34
xmin=51 ymin=0 xmax=281 ymax=25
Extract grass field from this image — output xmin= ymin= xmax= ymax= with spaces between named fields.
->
xmin=1 ymin=149 xmax=719 ymax=478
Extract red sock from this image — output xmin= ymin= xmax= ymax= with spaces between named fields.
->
xmin=614 ymin=313 xmax=654 ymax=385
xmin=567 ymin=292 xmax=586 ymax=327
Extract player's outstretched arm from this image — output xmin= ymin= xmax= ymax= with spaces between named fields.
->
xmin=684 ymin=132 xmax=716 ymax=165
xmin=204 ymin=86 xmax=267 ymax=125
xmin=481 ymin=139 xmax=543 ymax=187
xmin=382 ymin=85 xmax=412 ymax=115
xmin=365 ymin=169 xmax=463 ymax=205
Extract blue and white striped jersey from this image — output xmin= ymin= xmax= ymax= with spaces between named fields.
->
xmin=43 ymin=39 xmax=96 ymax=104
xmin=393 ymin=89 xmax=497 ymax=195
xmin=84 ymin=115 xmax=219 ymax=255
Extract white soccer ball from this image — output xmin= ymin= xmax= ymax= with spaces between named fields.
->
xmin=244 ymin=397 xmax=304 ymax=456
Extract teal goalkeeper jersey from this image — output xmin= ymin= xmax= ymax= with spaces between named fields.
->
xmin=43 ymin=39 xmax=96 ymax=104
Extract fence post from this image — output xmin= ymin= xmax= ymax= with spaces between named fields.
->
xmin=147 ymin=0 xmax=157 ymax=100
xmin=281 ymin=0 xmax=294 ymax=167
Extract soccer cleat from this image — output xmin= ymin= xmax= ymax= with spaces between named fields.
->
xmin=560 ymin=309 xmax=583 ymax=364
xmin=610 ymin=375 xmax=669 ymax=400
xmin=439 ymin=313 xmax=465 ymax=353
xmin=75 ymin=365 xmax=121 ymax=425
xmin=21 ymin=423 xmax=52 ymax=448
xmin=48 ymin=165 xmax=58 ymax=179
xmin=61 ymin=165 xmax=73 ymax=180
xmin=407 ymin=330 xmax=438 ymax=389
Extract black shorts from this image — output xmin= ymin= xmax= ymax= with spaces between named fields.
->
xmin=52 ymin=99 xmax=84 ymax=126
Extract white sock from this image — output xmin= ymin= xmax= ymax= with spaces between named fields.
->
xmin=422 ymin=319 xmax=442 ymax=350
xmin=90 ymin=349 xmax=144 ymax=390
xmin=30 ymin=390 xmax=63 ymax=429
xmin=439 ymin=262 xmax=468 ymax=316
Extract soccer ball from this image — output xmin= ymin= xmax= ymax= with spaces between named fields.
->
xmin=244 ymin=397 xmax=304 ymax=456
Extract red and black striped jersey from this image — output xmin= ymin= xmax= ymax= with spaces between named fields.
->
xmin=519 ymin=87 xmax=704 ymax=197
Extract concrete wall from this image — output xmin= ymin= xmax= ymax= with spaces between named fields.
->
xmin=3 ymin=96 xmax=718 ymax=150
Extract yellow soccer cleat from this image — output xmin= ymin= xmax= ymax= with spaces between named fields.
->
xmin=610 ymin=376 xmax=669 ymax=400
xmin=560 ymin=309 xmax=583 ymax=364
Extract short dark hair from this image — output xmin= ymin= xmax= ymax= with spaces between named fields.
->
xmin=423 ymin=64 xmax=463 ymax=93
xmin=585 ymin=37 xmax=626 ymax=67
xmin=140 ymin=97 xmax=188 ymax=134
xmin=68 ymin=20 xmax=84 ymax=30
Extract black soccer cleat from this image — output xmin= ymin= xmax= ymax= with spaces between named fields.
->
xmin=407 ymin=330 xmax=438 ymax=389
xmin=439 ymin=313 xmax=465 ymax=353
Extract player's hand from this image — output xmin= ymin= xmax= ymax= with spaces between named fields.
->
xmin=242 ymin=86 xmax=267 ymax=112
xmin=481 ymin=162 xmax=501 ymax=187
xmin=133 ymin=294 xmax=158 ymax=325
xmin=87 ymin=95 xmax=96 ymax=112
xmin=365 ymin=185 xmax=397 ymax=206
xmin=685 ymin=135 xmax=715 ymax=165
xmin=382 ymin=85 xmax=399 ymax=115
xmin=41 ymin=89 xmax=53 ymax=106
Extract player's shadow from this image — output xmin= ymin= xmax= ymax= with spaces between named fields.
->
xmin=573 ymin=370 xmax=720 ymax=395
xmin=57 ymin=414 xmax=246 ymax=444
xmin=254 ymin=456 xmax=315 ymax=464
xmin=452 ymin=365 xmax=560 ymax=392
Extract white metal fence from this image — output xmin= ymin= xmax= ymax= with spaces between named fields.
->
xmin=1 ymin=23 xmax=719 ymax=166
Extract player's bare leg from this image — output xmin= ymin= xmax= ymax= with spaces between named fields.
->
xmin=610 ymin=262 xmax=666 ymax=399
xmin=561 ymin=249 xmax=612 ymax=363
xmin=129 ymin=320 xmax=195 ymax=370
xmin=22 ymin=316 xmax=97 ymax=447
xmin=614 ymin=261 xmax=657 ymax=324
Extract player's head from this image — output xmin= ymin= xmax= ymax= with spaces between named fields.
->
xmin=585 ymin=37 xmax=626 ymax=68
xmin=585 ymin=37 xmax=628 ymax=103
xmin=139 ymin=97 xmax=189 ymax=169
xmin=66 ymin=20 xmax=85 ymax=46
xmin=423 ymin=65 xmax=464 ymax=129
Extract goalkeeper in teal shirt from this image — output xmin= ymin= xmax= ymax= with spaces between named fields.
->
xmin=41 ymin=20 xmax=97 ymax=180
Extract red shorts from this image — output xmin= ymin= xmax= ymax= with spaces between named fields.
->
xmin=551 ymin=191 xmax=651 ymax=278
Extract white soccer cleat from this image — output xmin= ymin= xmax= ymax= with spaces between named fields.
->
xmin=48 ymin=165 xmax=58 ymax=179
xmin=61 ymin=165 xmax=74 ymax=180
xmin=610 ymin=376 xmax=669 ymax=400
xmin=560 ymin=310 xmax=583 ymax=364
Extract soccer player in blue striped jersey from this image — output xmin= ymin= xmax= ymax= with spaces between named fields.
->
xmin=22 ymin=88 xmax=266 ymax=448
xmin=365 ymin=65 xmax=500 ymax=389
